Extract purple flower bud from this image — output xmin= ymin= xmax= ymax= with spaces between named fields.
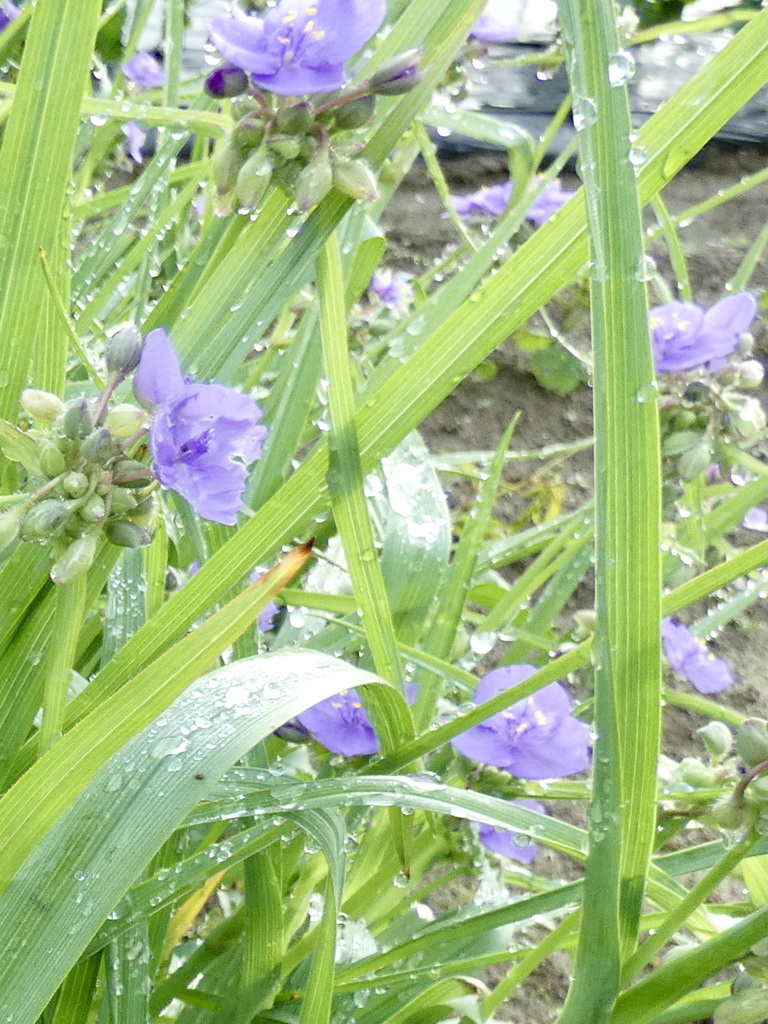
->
xmin=743 ymin=507 xmax=768 ymax=533
xmin=123 ymin=51 xmax=166 ymax=89
xmin=661 ymin=617 xmax=735 ymax=694
xmin=452 ymin=666 xmax=592 ymax=780
xmin=368 ymin=49 xmax=422 ymax=95
xmin=205 ymin=62 xmax=250 ymax=99
xmin=478 ymin=799 xmax=546 ymax=863
xmin=471 ymin=0 xmax=518 ymax=43
xmin=122 ymin=122 xmax=147 ymax=164
xmin=133 ymin=329 xmax=268 ymax=525
xmin=208 ymin=0 xmax=386 ymax=96
xmin=650 ymin=293 xmax=757 ymax=374
xmin=106 ymin=324 xmax=143 ymax=377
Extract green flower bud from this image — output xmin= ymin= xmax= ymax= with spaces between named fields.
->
xmin=677 ymin=441 xmax=713 ymax=481
xmin=697 ymin=721 xmax=733 ymax=763
xmin=127 ymin=492 xmax=158 ymax=538
xmin=38 ymin=442 xmax=67 ymax=479
xmin=711 ymin=792 xmax=748 ymax=830
xmin=106 ymin=324 xmax=143 ymax=377
xmin=235 ymin=145 xmax=273 ymax=211
xmin=0 ymin=505 xmax=24 ymax=553
xmin=672 ymin=409 xmax=698 ymax=430
xmin=20 ymin=389 xmax=65 ymax=422
xmin=744 ymin=774 xmax=768 ymax=809
xmin=80 ymin=428 xmax=115 ymax=464
xmin=233 ymin=115 xmax=266 ymax=151
xmin=112 ymin=458 xmax=152 ymax=487
xmin=21 ymin=498 xmax=73 ymax=540
xmin=61 ymin=398 xmax=93 ymax=441
xmin=332 ymin=157 xmax=379 ymax=202
xmin=105 ymin=519 xmax=151 ymax=548
xmin=212 ymin=132 xmax=244 ymax=195
xmin=79 ymin=494 xmax=106 ymax=524
xmin=662 ymin=430 xmax=703 ymax=456
xmin=724 ymin=394 xmax=767 ymax=439
xmin=230 ymin=96 xmax=262 ymax=121
xmin=269 ymin=135 xmax=302 ymax=160
xmin=50 ymin=530 xmax=101 ymax=585
xmin=368 ymin=49 xmax=422 ymax=95
xmin=105 ymin=403 xmax=149 ymax=438
xmin=573 ymin=608 xmax=597 ymax=634
xmin=276 ymin=100 xmax=314 ymax=135
xmin=62 ymin=472 xmax=89 ymax=498
xmin=332 ymin=94 xmax=376 ymax=130
xmin=678 ymin=758 xmax=716 ymax=789
xmin=108 ymin=487 xmax=139 ymax=516
xmin=294 ymin=149 xmax=333 ymax=212
xmin=737 ymin=719 xmax=768 ymax=769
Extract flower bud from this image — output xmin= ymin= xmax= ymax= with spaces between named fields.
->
xmin=112 ymin=458 xmax=152 ymax=487
xmin=662 ymin=430 xmax=703 ymax=457
xmin=724 ymin=395 xmax=767 ymax=439
xmin=368 ymin=49 xmax=423 ymax=95
xmin=62 ymin=472 xmax=89 ymax=498
xmin=50 ymin=529 xmax=101 ymax=585
xmin=697 ymin=721 xmax=733 ymax=763
xmin=106 ymin=324 xmax=143 ymax=377
xmin=109 ymin=487 xmax=139 ymax=516
xmin=573 ymin=609 xmax=597 ymax=633
xmin=332 ymin=157 xmax=379 ymax=202
xmin=80 ymin=427 xmax=116 ymax=464
xmin=0 ymin=505 xmax=24 ymax=553
xmin=738 ymin=360 xmax=764 ymax=389
xmin=677 ymin=441 xmax=712 ymax=481
xmin=235 ymin=145 xmax=273 ymax=211
xmin=20 ymin=389 xmax=65 ymax=422
xmin=79 ymin=494 xmax=106 ymax=524
xmin=38 ymin=441 xmax=67 ymax=479
xmin=276 ymin=100 xmax=315 ymax=135
xmin=678 ymin=758 xmax=716 ymax=789
xmin=105 ymin=403 xmax=148 ymax=438
xmin=294 ymin=149 xmax=333 ymax=211
xmin=743 ymin=775 xmax=768 ymax=811
xmin=212 ymin=132 xmax=244 ymax=195
xmin=711 ymin=792 xmax=747 ymax=830
xmin=21 ymin=498 xmax=73 ymax=540
xmin=332 ymin=94 xmax=376 ymax=130
xmin=105 ymin=519 xmax=151 ymax=548
xmin=205 ymin=62 xmax=249 ymax=99
xmin=269 ymin=136 xmax=302 ymax=160
xmin=233 ymin=115 xmax=266 ymax=151
xmin=61 ymin=398 xmax=93 ymax=441
xmin=737 ymin=719 xmax=768 ymax=769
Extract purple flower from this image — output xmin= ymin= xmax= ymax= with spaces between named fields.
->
xmin=250 ymin=570 xmax=280 ymax=631
xmin=0 ymin=2 xmax=20 ymax=33
xmin=471 ymin=0 xmax=518 ymax=43
xmin=743 ymin=507 xmax=768 ymax=533
xmin=650 ymin=293 xmax=757 ymax=374
xmin=661 ymin=618 xmax=735 ymax=694
xmin=451 ymin=181 xmax=512 ymax=220
xmin=452 ymin=666 xmax=592 ymax=780
xmin=122 ymin=121 xmax=147 ymax=163
xmin=208 ymin=0 xmax=387 ymax=97
xmin=526 ymin=180 xmax=575 ymax=226
xmin=369 ymin=269 xmax=414 ymax=315
xmin=479 ymin=799 xmax=546 ymax=864
xmin=133 ymin=329 xmax=268 ymax=525
xmin=298 ymin=683 xmax=418 ymax=756
xmin=123 ymin=51 xmax=166 ymax=89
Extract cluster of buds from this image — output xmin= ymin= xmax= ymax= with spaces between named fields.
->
xmin=206 ymin=49 xmax=422 ymax=215
xmin=0 ymin=327 xmax=156 ymax=584
xmin=663 ymin=719 xmax=768 ymax=834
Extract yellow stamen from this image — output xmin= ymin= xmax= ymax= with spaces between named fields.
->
xmin=282 ymin=9 xmax=297 ymax=23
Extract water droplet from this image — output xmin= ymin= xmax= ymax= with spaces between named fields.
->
xmin=636 ymin=381 xmax=659 ymax=404
xmin=573 ymin=96 xmax=598 ymax=131
xmin=629 ymin=145 xmax=648 ymax=168
xmin=607 ymin=51 xmax=636 ymax=87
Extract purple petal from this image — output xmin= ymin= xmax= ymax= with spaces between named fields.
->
xmin=682 ymin=652 xmax=735 ymax=695
xmin=650 ymin=301 xmax=709 ymax=373
xmin=504 ymin=716 xmax=592 ymax=780
xmin=743 ymin=507 xmax=768 ymax=532
xmin=452 ymin=722 xmax=526 ymax=766
xmin=661 ymin=618 xmax=702 ymax=674
xmin=701 ymin=292 xmax=757 ymax=337
xmin=133 ymin=328 xmax=185 ymax=408
xmin=208 ymin=12 xmax=279 ymax=75
xmin=526 ymin=180 xmax=574 ymax=227
xmin=0 ymin=2 xmax=21 ymax=33
xmin=252 ymin=61 xmax=347 ymax=96
xmin=122 ymin=121 xmax=146 ymax=163
xmin=472 ymin=0 xmax=518 ymax=43
xmin=472 ymin=664 xmax=538 ymax=704
xmin=268 ymin=0 xmax=386 ymax=65
xmin=451 ymin=181 xmax=512 ymax=220
xmin=297 ymin=688 xmax=379 ymax=756
xmin=123 ymin=51 xmax=166 ymax=89
xmin=478 ymin=799 xmax=546 ymax=863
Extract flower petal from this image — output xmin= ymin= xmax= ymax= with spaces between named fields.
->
xmin=208 ymin=11 xmax=280 ymax=75
xmin=297 ymin=0 xmax=387 ymax=64
xmin=701 ymin=292 xmax=757 ymax=337
xmin=133 ymin=328 xmax=185 ymax=408
xmin=252 ymin=61 xmax=347 ymax=95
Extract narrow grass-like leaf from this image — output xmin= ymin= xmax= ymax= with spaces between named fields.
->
xmin=300 ymin=877 xmax=338 ymax=1024
xmin=0 ymin=0 xmax=102 ymax=424
xmin=0 ymin=652 xmax=391 ymax=1022
xmin=558 ymin=1 xmax=661 ymax=1017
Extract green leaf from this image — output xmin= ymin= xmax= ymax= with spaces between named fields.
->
xmin=531 ymin=345 xmax=587 ymax=396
